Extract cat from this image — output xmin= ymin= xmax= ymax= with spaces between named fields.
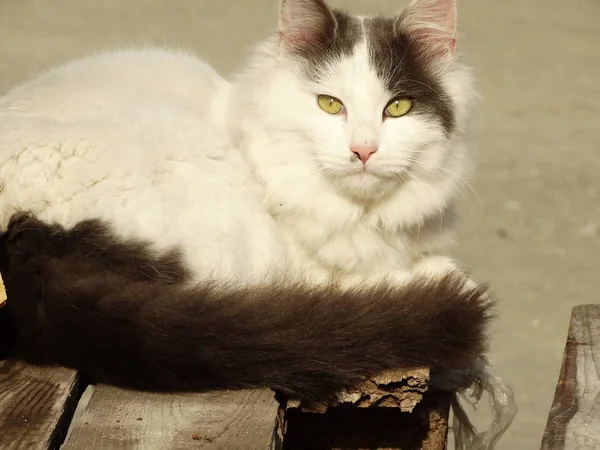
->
xmin=0 ymin=0 xmax=491 ymax=401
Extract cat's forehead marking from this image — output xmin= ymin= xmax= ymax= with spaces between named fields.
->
xmin=324 ymin=39 xmax=389 ymax=115
xmin=363 ymin=16 xmax=455 ymax=133
xmin=292 ymin=9 xmax=362 ymax=79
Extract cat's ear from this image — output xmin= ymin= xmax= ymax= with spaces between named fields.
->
xmin=399 ymin=0 xmax=457 ymax=57
xmin=278 ymin=0 xmax=336 ymax=49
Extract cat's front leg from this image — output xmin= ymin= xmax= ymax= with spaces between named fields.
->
xmin=413 ymin=255 xmax=460 ymax=278
xmin=336 ymin=268 xmax=415 ymax=291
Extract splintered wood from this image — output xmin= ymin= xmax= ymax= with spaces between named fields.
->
xmin=285 ymin=368 xmax=430 ymax=413
xmin=279 ymin=368 xmax=451 ymax=450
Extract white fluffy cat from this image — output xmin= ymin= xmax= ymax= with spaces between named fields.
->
xmin=0 ymin=0 xmax=476 ymax=289
xmin=0 ymin=0 xmax=505 ymax=412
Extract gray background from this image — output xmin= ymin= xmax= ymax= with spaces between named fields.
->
xmin=1 ymin=0 xmax=599 ymax=448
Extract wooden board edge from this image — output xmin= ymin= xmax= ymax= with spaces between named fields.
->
xmin=539 ymin=305 xmax=594 ymax=449
xmin=281 ymin=368 xmax=430 ymax=414
xmin=0 ymin=361 xmax=86 ymax=450
xmin=47 ymin=374 xmax=87 ymax=450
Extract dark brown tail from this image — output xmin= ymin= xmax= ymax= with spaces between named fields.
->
xmin=0 ymin=213 xmax=493 ymax=402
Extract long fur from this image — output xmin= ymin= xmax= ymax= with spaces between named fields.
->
xmin=0 ymin=0 xmax=476 ymax=289
xmin=0 ymin=0 xmax=488 ymax=403
xmin=0 ymin=213 xmax=493 ymax=402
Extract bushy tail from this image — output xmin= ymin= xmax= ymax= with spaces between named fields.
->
xmin=0 ymin=213 xmax=493 ymax=402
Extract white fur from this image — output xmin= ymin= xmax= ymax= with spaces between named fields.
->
xmin=0 ymin=1 xmax=477 ymax=288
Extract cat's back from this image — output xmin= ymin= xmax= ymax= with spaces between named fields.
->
xmin=0 ymin=48 xmax=239 ymax=221
xmin=0 ymin=47 xmax=229 ymax=122
xmin=0 ymin=48 xmax=283 ymax=281
xmin=0 ymin=47 xmax=236 ymax=222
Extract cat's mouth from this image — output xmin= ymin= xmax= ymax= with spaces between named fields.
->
xmin=321 ymin=158 xmax=409 ymax=187
xmin=349 ymin=161 xmax=388 ymax=177
xmin=342 ymin=164 xmax=413 ymax=191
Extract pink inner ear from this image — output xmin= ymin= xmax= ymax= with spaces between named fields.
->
xmin=278 ymin=17 xmax=321 ymax=46
xmin=403 ymin=0 xmax=457 ymax=55
xmin=279 ymin=30 xmax=320 ymax=48
xmin=278 ymin=0 xmax=332 ymax=49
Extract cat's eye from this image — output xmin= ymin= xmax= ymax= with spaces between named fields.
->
xmin=384 ymin=98 xmax=413 ymax=118
xmin=317 ymin=95 xmax=345 ymax=115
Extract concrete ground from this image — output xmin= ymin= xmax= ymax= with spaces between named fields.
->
xmin=1 ymin=0 xmax=599 ymax=448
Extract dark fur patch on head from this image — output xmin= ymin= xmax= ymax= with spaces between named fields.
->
xmin=0 ymin=212 xmax=493 ymax=402
xmin=285 ymin=9 xmax=362 ymax=80
xmin=364 ymin=17 xmax=455 ymax=133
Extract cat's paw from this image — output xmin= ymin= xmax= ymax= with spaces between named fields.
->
xmin=338 ymin=269 xmax=413 ymax=290
xmin=413 ymin=255 xmax=459 ymax=278
xmin=413 ymin=255 xmax=489 ymax=302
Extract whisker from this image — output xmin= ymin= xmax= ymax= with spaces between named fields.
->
xmin=401 ymin=170 xmax=446 ymax=234
xmin=394 ymin=158 xmax=498 ymax=242
xmin=435 ymin=166 xmax=498 ymax=228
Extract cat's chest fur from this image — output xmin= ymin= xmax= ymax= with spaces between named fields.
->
xmin=268 ymin=194 xmax=413 ymax=279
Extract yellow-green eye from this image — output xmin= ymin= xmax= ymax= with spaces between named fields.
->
xmin=317 ymin=95 xmax=344 ymax=115
xmin=384 ymin=98 xmax=413 ymax=118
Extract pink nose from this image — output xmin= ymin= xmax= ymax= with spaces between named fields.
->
xmin=351 ymin=145 xmax=378 ymax=164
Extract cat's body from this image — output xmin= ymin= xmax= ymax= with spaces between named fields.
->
xmin=0 ymin=0 xmax=475 ymax=287
xmin=0 ymin=0 xmax=491 ymax=401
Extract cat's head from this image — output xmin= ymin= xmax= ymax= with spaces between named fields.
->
xmin=234 ymin=0 xmax=475 ymax=203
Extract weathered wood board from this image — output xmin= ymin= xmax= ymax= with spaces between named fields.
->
xmin=0 ymin=360 xmax=82 ymax=450
xmin=541 ymin=304 xmax=600 ymax=449
xmin=284 ymin=368 xmax=431 ymax=413
xmin=62 ymin=385 xmax=281 ymax=449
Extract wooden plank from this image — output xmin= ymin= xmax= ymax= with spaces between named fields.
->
xmin=541 ymin=304 xmax=600 ymax=449
xmin=0 ymin=360 xmax=82 ymax=450
xmin=62 ymin=386 xmax=281 ymax=449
